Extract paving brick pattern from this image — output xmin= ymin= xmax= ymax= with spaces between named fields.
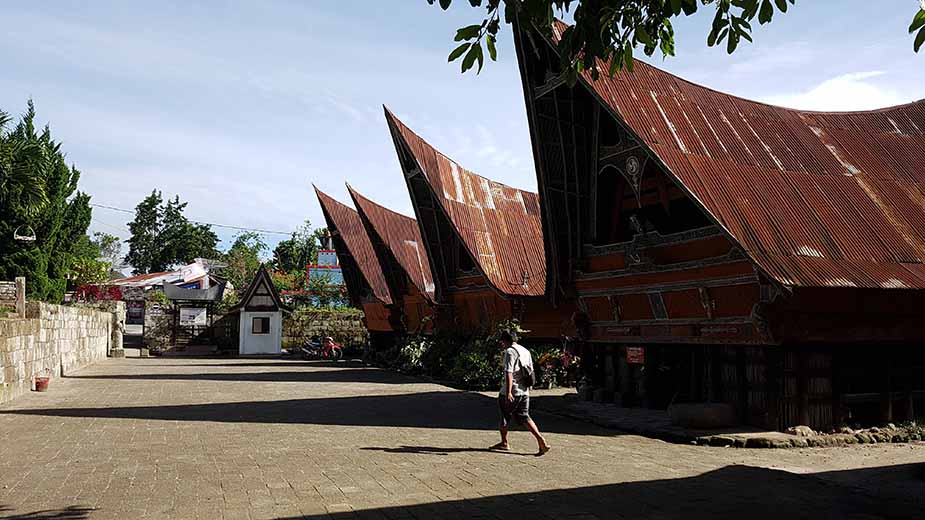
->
xmin=0 ymin=358 xmax=923 ymax=519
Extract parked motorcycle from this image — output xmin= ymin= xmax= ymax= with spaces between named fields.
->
xmin=300 ymin=336 xmax=343 ymax=361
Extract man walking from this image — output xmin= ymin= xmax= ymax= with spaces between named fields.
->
xmin=490 ymin=331 xmax=551 ymax=456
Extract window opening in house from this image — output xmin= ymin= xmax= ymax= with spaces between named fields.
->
xmin=252 ymin=316 xmax=270 ymax=334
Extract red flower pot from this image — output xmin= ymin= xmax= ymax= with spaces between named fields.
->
xmin=34 ymin=376 xmax=50 ymax=392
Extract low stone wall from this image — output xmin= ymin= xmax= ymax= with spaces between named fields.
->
xmin=283 ymin=308 xmax=368 ymax=350
xmin=0 ymin=302 xmax=115 ymax=404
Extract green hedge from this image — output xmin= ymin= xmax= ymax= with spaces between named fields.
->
xmin=372 ymin=320 xmax=578 ymax=391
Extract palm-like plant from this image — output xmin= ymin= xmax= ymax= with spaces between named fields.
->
xmin=0 ymin=106 xmax=49 ymax=217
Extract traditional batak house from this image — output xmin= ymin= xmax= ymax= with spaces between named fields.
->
xmin=384 ymin=108 xmax=574 ymax=340
xmin=314 ymin=187 xmax=396 ymax=335
xmin=513 ymin=20 xmax=925 ymax=430
xmin=348 ymin=184 xmax=437 ymax=335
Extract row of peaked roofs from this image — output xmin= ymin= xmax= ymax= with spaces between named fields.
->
xmin=315 ymin=108 xmax=545 ymax=320
xmin=315 ymin=21 xmax=925 ymax=338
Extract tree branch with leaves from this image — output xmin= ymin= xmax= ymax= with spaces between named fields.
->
xmin=432 ymin=1 xmax=922 ymax=82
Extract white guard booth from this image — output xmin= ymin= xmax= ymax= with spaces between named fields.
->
xmin=234 ymin=266 xmax=288 ymax=355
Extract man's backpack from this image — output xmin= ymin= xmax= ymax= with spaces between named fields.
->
xmin=515 ymin=347 xmax=536 ymax=388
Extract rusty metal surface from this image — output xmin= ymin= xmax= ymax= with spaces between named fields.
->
xmin=313 ymin=186 xmax=392 ymax=305
xmin=384 ymin=109 xmax=547 ymax=297
xmin=552 ymin=22 xmax=925 ymax=290
xmin=347 ymin=184 xmax=436 ymax=302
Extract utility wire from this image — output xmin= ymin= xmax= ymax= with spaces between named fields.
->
xmin=90 ymin=203 xmax=294 ymax=236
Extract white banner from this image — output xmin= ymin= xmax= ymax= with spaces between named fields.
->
xmin=179 ymin=307 xmax=207 ymax=326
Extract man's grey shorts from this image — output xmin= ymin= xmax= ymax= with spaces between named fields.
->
xmin=498 ymin=395 xmax=530 ymax=427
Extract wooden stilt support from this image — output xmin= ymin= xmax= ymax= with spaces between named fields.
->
xmin=881 ymin=351 xmax=893 ymax=424
xmin=797 ymin=350 xmax=810 ymax=427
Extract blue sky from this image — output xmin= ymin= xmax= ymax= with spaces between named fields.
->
xmin=1 ymin=1 xmax=922 ymax=259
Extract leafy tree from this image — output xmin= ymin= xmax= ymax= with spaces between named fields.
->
xmin=92 ymin=232 xmax=122 ymax=267
xmin=222 ymin=231 xmax=267 ymax=293
xmin=272 ymin=220 xmax=321 ymax=274
xmin=0 ymin=101 xmax=93 ymax=302
xmin=429 ymin=1 xmax=925 ymax=82
xmin=125 ymin=190 xmax=219 ymax=274
xmin=69 ymin=235 xmax=111 ymax=286
xmin=270 ymin=269 xmax=302 ymax=293
xmin=306 ymin=270 xmax=346 ymax=308
xmin=69 ymin=232 xmax=124 ymax=285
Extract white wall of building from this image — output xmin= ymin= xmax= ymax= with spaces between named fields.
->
xmin=238 ymin=310 xmax=281 ymax=355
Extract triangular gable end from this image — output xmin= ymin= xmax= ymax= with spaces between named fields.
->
xmin=348 ymin=184 xmax=436 ymax=303
xmin=314 ymin=186 xmax=394 ymax=305
xmin=383 ymin=107 xmax=547 ymax=299
xmin=239 ymin=266 xmax=285 ymax=312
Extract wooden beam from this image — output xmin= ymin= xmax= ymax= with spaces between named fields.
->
xmin=533 ymin=73 xmax=567 ymax=99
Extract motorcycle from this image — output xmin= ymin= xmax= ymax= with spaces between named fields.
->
xmin=300 ymin=336 xmax=343 ymax=361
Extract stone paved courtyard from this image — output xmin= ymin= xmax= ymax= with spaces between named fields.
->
xmin=0 ymin=358 xmax=924 ymax=519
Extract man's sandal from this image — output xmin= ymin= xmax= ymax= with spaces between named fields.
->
xmin=536 ymin=445 xmax=551 ymax=456
xmin=489 ymin=443 xmax=510 ymax=451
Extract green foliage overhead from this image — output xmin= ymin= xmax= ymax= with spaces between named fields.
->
xmin=124 ymin=190 xmax=219 ymax=274
xmin=911 ymin=5 xmax=925 ymax=53
xmin=431 ymin=0 xmax=925 ymax=83
xmin=0 ymin=101 xmax=94 ymax=302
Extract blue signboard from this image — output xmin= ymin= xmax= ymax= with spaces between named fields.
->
xmin=317 ymin=250 xmax=339 ymax=267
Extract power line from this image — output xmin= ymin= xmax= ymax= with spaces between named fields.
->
xmin=90 ymin=203 xmax=294 ymax=236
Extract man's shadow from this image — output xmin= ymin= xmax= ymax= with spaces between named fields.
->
xmin=361 ymin=445 xmax=531 ymax=456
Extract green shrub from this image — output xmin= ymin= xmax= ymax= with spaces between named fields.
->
xmin=392 ymin=335 xmax=432 ymax=373
xmin=448 ymin=338 xmax=501 ymax=390
xmin=419 ymin=332 xmax=465 ymax=378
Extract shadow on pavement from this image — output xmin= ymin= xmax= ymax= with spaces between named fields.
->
xmin=0 ymin=505 xmax=93 ymax=519
xmin=360 ymin=445 xmax=532 ymax=456
xmin=69 ymin=368 xmax=419 ymax=385
xmin=274 ymin=464 xmax=925 ymax=520
xmin=0 ymin=391 xmax=619 ymax=437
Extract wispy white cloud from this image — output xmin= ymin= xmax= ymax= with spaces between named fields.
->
xmin=762 ymin=71 xmax=907 ymax=111
xmin=726 ymin=41 xmax=817 ymax=77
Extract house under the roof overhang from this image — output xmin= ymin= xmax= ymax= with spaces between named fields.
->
xmin=513 ymin=20 xmax=925 ymax=431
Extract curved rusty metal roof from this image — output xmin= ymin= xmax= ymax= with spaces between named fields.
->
xmin=313 ymin=186 xmax=392 ymax=304
xmin=384 ymin=108 xmax=547 ymax=297
xmin=550 ymin=21 xmax=925 ymax=290
xmin=347 ymin=184 xmax=436 ymax=302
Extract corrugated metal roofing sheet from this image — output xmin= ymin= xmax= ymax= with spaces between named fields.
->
xmin=551 ymin=21 xmax=925 ymax=290
xmin=313 ymin=186 xmax=392 ymax=304
xmin=348 ymin=184 xmax=436 ymax=302
xmin=385 ymin=108 xmax=547 ymax=297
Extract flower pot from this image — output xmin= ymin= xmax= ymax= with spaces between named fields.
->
xmin=34 ymin=376 xmax=50 ymax=392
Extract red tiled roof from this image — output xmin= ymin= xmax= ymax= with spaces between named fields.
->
xmin=384 ymin=108 xmax=547 ymax=297
xmin=551 ymin=21 xmax=925 ymax=290
xmin=314 ymin=187 xmax=392 ymax=304
xmin=347 ymin=185 xmax=436 ymax=302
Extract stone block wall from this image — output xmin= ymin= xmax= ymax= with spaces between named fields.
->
xmin=0 ymin=281 xmax=15 ymax=308
xmin=283 ymin=308 xmax=368 ymax=350
xmin=0 ymin=302 xmax=114 ymax=404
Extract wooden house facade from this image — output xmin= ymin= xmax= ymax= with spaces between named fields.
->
xmin=314 ymin=187 xmax=396 ymax=334
xmin=385 ymin=108 xmax=574 ymax=340
xmin=513 ymin=21 xmax=925 ymax=430
xmin=348 ymin=185 xmax=437 ymax=334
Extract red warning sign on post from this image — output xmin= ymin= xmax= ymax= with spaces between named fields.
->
xmin=626 ymin=346 xmax=645 ymax=364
